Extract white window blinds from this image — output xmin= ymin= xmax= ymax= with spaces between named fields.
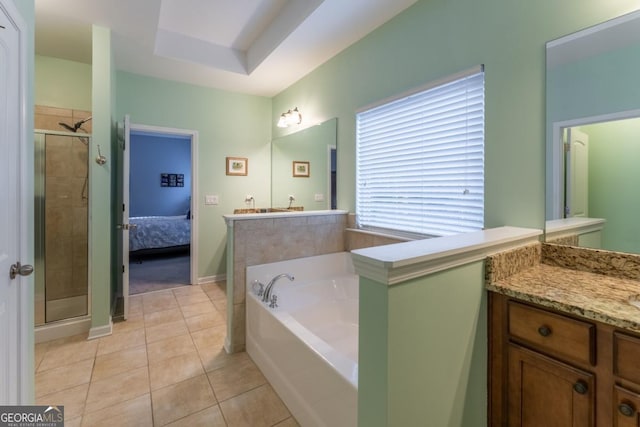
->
xmin=356 ymin=69 xmax=485 ymax=237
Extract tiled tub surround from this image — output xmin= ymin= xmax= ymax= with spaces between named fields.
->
xmin=224 ymin=210 xmax=348 ymax=352
xmin=486 ymin=242 xmax=640 ymax=333
xmin=246 ymin=253 xmax=358 ymax=427
xmin=344 ymin=213 xmax=409 ymax=251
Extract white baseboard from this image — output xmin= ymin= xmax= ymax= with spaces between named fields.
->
xmin=198 ymin=274 xmax=226 ymax=284
xmin=87 ymin=317 xmax=113 ymax=340
xmin=35 ymin=317 xmax=91 ymax=343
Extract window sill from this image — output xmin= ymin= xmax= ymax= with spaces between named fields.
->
xmin=345 ymin=227 xmax=417 ymax=242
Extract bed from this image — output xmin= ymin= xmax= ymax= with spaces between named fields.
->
xmin=129 ymin=215 xmax=191 ymax=257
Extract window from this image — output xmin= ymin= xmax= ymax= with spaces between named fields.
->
xmin=356 ymin=67 xmax=484 ymax=237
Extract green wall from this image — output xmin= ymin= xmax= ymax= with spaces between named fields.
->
xmin=34 ymin=0 xmax=639 ymax=286
xmin=359 ymin=261 xmax=486 ymax=426
xmin=270 ymin=1 xmax=639 ymax=425
xmin=578 ymin=229 xmax=602 ymax=250
xmin=582 ymin=119 xmax=640 ymax=253
xmin=34 ymin=60 xmax=271 ymax=284
xmin=34 ymin=55 xmax=91 ymax=111
xmin=273 ymin=0 xmax=638 ymax=232
xmin=115 ymin=72 xmax=272 ymax=279
xmin=90 ymin=25 xmax=114 ymax=333
xmin=358 ymin=277 xmax=389 ymax=426
xmin=109 ymin=32 xmax=119 ymax=311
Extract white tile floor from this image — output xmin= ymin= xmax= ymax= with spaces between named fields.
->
xmin=34 ymin=283 xmax=299 ymax=427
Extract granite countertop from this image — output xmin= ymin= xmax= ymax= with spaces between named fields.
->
xmin=486 ymin=243 xmax=640 ymax=333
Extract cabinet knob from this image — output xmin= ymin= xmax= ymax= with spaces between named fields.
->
xmin=537 ymin=325 xmax=552 ymax=337
xmin=619 ymin=403 xmax=636 ymax=417
xmin=573 ymin=380 xmax=588 ymax=395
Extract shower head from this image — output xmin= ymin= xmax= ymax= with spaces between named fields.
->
xmin=58 ymin=116 xmax=92 ymax=133
xmin=75 ymin=116 xmax=92 ymax=128
xmin=58 ymin=122 xmax=76 ymax=132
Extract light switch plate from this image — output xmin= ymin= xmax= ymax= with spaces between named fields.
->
xmin=314 ymin=193 xmax=324 ymax=202
xmin=205 ymin=195 xmax=219 ymax=205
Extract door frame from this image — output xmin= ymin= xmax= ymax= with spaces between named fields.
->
xmin=549 ymin=108 xmax=640 ymax=220
xmin=565 ymin=127 xmax=589 ymax=218
xmin=127 ymin=123 xmax=199 ymax=287
xmin=0 ymin=0 xmax=33 ymax=403
xmin=327 ymin=144 xmax=336 ymax=209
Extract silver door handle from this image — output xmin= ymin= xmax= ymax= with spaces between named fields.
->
xmin=10 ymin=262 xmax=34 ymax=280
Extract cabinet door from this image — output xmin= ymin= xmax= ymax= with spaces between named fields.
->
xmin=614 ymin=332 xmax=640 ymax=384
xmin=508 ymin=344 xmax=594 ymax=427
xmin=614 ymin=385 xmax=640 ymax=427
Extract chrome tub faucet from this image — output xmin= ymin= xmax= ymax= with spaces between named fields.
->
xmin=262 ymin=273 xmax=294 ymax=304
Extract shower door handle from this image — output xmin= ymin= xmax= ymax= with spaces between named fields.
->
xmin=118 ymin=223 xmax=137 ymax=230
xmin=9 ymin=262 xmax=34 ymax=280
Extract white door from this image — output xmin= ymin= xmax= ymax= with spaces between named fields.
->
xmin=120 ymin=115 xmax=131 ymax=319
xmin=566 ymin=128 xmax=589 ymax=217
xmin=0 ymin=1 xmax=32 ymax=404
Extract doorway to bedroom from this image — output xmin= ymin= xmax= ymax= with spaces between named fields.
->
xmin=127 ymin=128 xmax=195 ymax=295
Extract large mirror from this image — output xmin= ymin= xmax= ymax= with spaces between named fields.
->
xmin=271 ymin=118 xmax=337 ymax=210
xmin=545 ymin=9 xmax=640 ymax=254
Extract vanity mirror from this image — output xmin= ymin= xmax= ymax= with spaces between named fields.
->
xmin=271 ymin=118 xmax=337 ymax=210
xmin=545 ymin=9 xmax=640 ymax=254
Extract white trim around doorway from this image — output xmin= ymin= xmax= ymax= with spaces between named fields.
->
xmin=550 ymin=108 xmax=640 ymax=219
xmin=129 ymin=123 xmax=199 ymax=287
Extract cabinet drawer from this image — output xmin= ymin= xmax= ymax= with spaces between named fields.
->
xmin=614 ymin=385 xmax=640 ymax=427
xmin=614 ymin=332 xmax=640 ymax=384
xmin=508 ymin=301 xmax=596 ymax=365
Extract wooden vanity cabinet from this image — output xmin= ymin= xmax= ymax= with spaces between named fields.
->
xmin=507 ymin=343 xmax=595 ymax=426
xmin=613 ymin=332 xmax=640 ymax=426
xmin=613 ymin=386 xmax=640 ymax=427
xmin=507 ymin=301 xmax=596 ymax=365
xmin=488 ymin=292 xmax=629 ymax=427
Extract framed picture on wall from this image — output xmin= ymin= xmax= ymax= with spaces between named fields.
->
xmin=293 ymin=161 xmax=310 ymax=177
xmin=161 ymin=173 xmax=185 ymax=187
xmin=226 ymin=157 xmax=248 ymax=176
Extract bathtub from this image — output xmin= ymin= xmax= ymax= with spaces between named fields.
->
xmin=246 ymin=252 xmax=358 ymax=427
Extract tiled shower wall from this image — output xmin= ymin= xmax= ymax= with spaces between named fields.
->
xmin=35 ymin=105 xmax=92 ymax=135
xmin=35 ymin=105 xmax=92 ymax=322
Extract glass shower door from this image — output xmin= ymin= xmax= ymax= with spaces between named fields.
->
xmin=34 ymin=131 xmax=90 ymax=325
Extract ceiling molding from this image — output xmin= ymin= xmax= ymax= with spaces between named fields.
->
xmin=154 ymin=28 xmax=247 ymax=74
xmin=34 ymin=0 xmax=418 ymax=96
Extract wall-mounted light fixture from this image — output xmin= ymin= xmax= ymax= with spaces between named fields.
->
xmin=277 ymin=107 xmax=302 ymax=128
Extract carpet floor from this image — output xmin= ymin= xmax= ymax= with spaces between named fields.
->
xmin=129 ymin=254 xmax=190 ymax=295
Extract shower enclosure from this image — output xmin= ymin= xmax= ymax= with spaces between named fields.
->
xmin=34 ymin=130 xmax=90 ymax=325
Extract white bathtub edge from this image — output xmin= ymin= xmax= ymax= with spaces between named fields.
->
xmin=246 ymin=252 xmax=358 ymax=427
xmin=247 ymin=331 xmax=327 ymax=427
